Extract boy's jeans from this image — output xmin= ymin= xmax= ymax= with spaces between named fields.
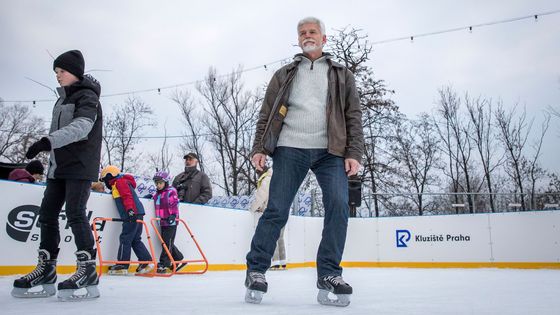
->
xmin=39 ymin=179 xmax=94 ymax=252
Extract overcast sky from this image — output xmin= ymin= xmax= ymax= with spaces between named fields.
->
xmin=1 ymin=0 xmax=559 ymax=177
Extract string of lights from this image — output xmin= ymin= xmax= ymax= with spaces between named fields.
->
xmin=0 ymin=127 xmax=256 ymax=140
xmin=372 ymin=9 xmax=560 ymax=44
xmin=2 ymin=9 xmax=559 ymax=105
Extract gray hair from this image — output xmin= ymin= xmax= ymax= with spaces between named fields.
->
xmin=297 ymin=17 xmax=326 ymax=35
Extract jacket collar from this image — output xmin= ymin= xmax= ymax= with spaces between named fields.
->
xmin=288 ymin=52 xmax=344 ymax=70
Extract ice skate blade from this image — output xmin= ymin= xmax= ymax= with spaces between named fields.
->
xmin=107 ymin=270 xmax=128 ymax=276
xmin=269 ymin=266 xmax=287 ymax=271
xmin=11 ymin=284 xmax=56 ymax=298
xmin=57 ymin=285 xmax=100 ymax=302
xmin=317 ymin=289 xmax=350 ymax=307
xmin=245 ymin=289 xmax=264 ymax=304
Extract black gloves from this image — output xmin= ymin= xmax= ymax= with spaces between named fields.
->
xmin=167 ymin=215 xmax=176 ymax=225
xmin=127 ymin=209 xmax=137 ymax=221
xmin=25 ymin=137 xmax=52 ymax=159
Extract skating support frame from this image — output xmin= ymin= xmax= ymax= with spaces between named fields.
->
xmin=150 ymin=217 xmax=209 ymax=277
xmin=92 ymin=217 xmax=158 ymax=278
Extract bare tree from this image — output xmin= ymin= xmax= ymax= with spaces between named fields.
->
xmin=525 ymin=113 xmax=550 ymax=209
xmin=435 ymin=87 xmax=476 ymax=213
xmin=494 ymin=103 xmax=531 ymax=210
xmin=328 ymin=27 xmax=398 ymax=217
xmin=392 ymin=114 xmax=441 ymax=215
xmin=0 ymin=101 xmax=48 ymax=163
xmin=465 ymin=96 xmax=504 ymax=212
xmin=102 ymin=96 xmax=154 ymax=172
xmin=328 ymin=26 xmax=371 ymax=74
xmin=195 ymin=67 xmax=261 ymax=196
xmin=547 ymin=105 xmax=560 ymax=137
xmin=146 ymin=126 xmax=173 ymax=174
xmin=171 ymin=89 xmax=207 ymax=173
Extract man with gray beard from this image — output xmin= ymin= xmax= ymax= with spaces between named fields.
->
xmin=244 ymin=17 xmax=364 ymax=307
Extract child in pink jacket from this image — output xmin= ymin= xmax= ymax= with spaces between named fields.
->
xmin=152 ymin=171 xmax=185 ymax=273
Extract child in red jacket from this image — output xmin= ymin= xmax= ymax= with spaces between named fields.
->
xmin=101 ymin=165 xmax=153 ymax=275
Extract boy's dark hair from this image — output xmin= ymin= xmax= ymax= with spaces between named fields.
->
xmin=53 ymin=50 xmax=85 ymax=79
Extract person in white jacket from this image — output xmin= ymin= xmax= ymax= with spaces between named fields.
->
xmin=249 ymin=167 xmax=286 ymax=270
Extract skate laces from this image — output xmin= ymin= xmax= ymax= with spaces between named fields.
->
xmin=22 ymin=263 xmax=45 ymax=280
xmin=67 ymin=260 xmax=92 ymax=282
xmin=323 ymin=275 xmax=346 ymax=286
xmin=249 ymin=272 xmax=266 ymax=283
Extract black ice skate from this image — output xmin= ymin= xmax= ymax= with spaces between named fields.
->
xmin=135 ymin=263 xmax=154 ymax=274
xmin=11 ymin=249 xmax=58 ymax=298
xmin=244 ymin=271 xmax=267 ymax=304
xmin=57 ymin=250 xmax=100 ymax=301
xmin=107 ymin=264 xmax=129 ymax=275
xmin=157 ymin=263 xmax=170 ymax=274
xmin=316 ymin=275 xmax=352 ymax=307
xmin=174 ymin=262 xmax=188 ymax=272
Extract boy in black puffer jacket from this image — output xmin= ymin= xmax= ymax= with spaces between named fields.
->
xmin=12 ymin=50 xmax=102 ymax=301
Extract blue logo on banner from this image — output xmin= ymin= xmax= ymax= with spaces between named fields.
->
xmin=396 ymin=229 xmax=411 ymax=247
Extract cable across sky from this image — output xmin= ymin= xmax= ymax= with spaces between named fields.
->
xmin=2 ymin=9 xmax=559 ymax=105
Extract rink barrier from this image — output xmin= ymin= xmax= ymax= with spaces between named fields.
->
xmin=93 ymin=217 xmax=159 ymax=277
xmin=2 ymin=181 xmax=560 ymax=275
xmin=149 ymin=217 xmax=209 ymax=276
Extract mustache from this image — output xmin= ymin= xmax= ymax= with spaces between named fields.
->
xmin=302 ymin=39 xmax=316 ymax=45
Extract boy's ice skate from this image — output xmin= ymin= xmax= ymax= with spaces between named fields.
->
xmin=244 ymin=271 xmax=267 ymax=304
xmin=11 ymin=249 xmax=58 ymax=298
xmin=157 ymin=263 xmax=171 ymax=274
xmin=135 ymin=263 xmax=154 ymax=274
xmin=57 ymin=250 xmax=100 ymax=301
xmin=316 ymin=275 xmax=352 ymax=307
xmin=107 ymin=264 xmax=129 ymax=275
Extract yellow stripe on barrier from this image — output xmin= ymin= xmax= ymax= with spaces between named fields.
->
xmin=341 ymin=261 xmax=560 ymax=269
xmin=2 ymin=261 xmax=559 ymax=275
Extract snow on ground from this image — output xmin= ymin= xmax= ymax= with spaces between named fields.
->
xmin=1 ymin=267 xmax=559 ymax=315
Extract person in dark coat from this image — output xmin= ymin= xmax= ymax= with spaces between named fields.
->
xmin=8 ymin=160 xmax=44 ymax=183
xmin=172 ymin=152 xmax=212 ymax=204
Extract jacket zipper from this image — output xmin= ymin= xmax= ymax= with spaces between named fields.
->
xmin=326 ymin=67 xmax=332 ymax=150
xmin=57 ymin=109 xmax=62 ymax=129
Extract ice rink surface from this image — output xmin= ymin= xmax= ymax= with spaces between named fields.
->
xmin=2 ymin=267 xmax=559 ymax=315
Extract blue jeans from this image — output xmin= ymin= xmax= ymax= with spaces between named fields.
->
xmin=246 ymin=147 xmax=349 ymax=278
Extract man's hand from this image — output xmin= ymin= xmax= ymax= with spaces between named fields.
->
xmin=252 ymin=153 xmax=267 ymax=172
xmin=345 ymin=158 xmax=361 ymax=176
xmin=25 ymin=137 xmax=52 ymax=159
